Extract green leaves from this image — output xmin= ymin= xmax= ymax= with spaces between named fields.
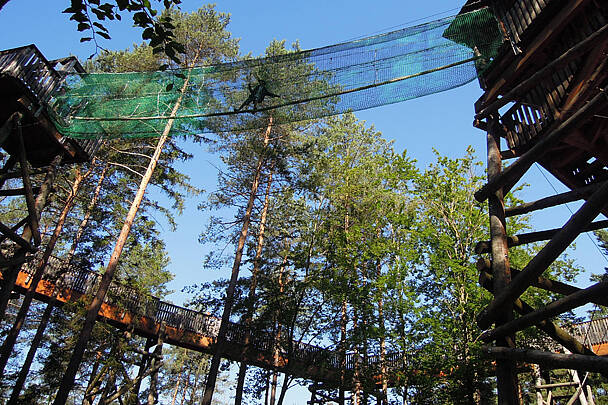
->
xmin=63 ymin=0 xmax=185 ymax=63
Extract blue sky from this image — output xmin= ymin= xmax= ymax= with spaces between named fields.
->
xmin=2 ymin=1 xmax=607 ymax=403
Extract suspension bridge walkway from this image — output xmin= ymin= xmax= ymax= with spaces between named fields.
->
xmin=4 ymin=253 xmax=406 ymax=389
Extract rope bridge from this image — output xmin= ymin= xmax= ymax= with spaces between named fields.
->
xmin=46 ymin=8 xmax=503 ymax=139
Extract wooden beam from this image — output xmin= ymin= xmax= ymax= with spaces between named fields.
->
xmin=536 ymin=381 xmax=579 ymax=389
xmin=475 ymin=23 xmax=608 ymax=118
xmin=0 ymin=221 xmax=35 ymax=253
xmin=0 ymin=187 xmax=41 ymax=197
xmin=0 ymin=112 xmax=18 ymax=146
xmin=475 ymin=88 xmax=608 ymax=203
xmin=16 ymin=116 xmax=41 ymax=246
xmin=476 ymin=0 xmax=593 ymax=109
xmin=475 ymin=220 xmax=608 ymax=253
xmin=482 ymin=346 xmax=608 ymax=374
xmin=480 ymin=281 xmax=608 ymax=342
xmin=479 ymin=271 xmax=596 ymax=356
xmin=478 ymin=179 xmax=608 ymax=329
xmin=506 ymin=181 xmax=607 ymax=217
xmin=0 ymin=217 xmax=29 ymax=245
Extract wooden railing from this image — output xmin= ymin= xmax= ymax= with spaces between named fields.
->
xmin=491 ymin=0 xmax=554 ymax=45
xmin=573 ymin=317 xmax=608 ymax=347
xmin=0 ymin=45 xmax=64 ymax=104
xmin=20 ymin=254 xmax=406 ymax=373
xmin=0 ymin=45 xmax=101 ymax=160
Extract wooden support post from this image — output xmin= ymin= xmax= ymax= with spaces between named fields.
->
xmin=147 ymin=330 xmax=164 ymax=405
xmin=506 ymin=180 xmax=607 ymax=217
xmin=16 ymin=115 xmax=41 ymax=246
xmin=485 ymin=117 xmax=519 ymax=404
xmin=477 ymin=179 xmax=608 ymax=329
xmin=482 ymin=346 xmax=608 ymax=374
xmin=0 ymin=187 xmax=41 ymax=197
xmin=481 ymin=281 xmax=608 ymax=342
xmin=0 ymin=221 xmax=35 ymax=252
xmin=479 ymin=271 xmax=595 ymax=356
xmin=474 ymin=89 xmax=608 ymax=203
xmin=475 ymin=220 xmax=608 ymax=253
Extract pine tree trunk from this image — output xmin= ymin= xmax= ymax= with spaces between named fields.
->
xmin=53 ymin=67 xmax=196 ymax=404
xmin=170 ymin=370 xmax=183 ymax=405
xmin=339 ymin=300 xmax=347 ymax=405
xmin=201 ymin=118 xmax=273 ymax=405
xmin=179 ymin=366 xmax=192 ymax=405
xmin=377 ymin=260 xmax=388 ymax=405
xmin=0 ymin=165 xmax=89 ymax=376
xmin=276 ymin=373 xmax=291 ymax=405
xmin=0 ymin=155 xmax=60 ymax=322
xmin=147 ymin=336 xmax=164 ymax=405
xmin=127 ymin=337 xmax=153 ymax=405
xmin=235 ymin=167 xmax=275 ymax=404
xmin=7 ymin=300 xmax=54 ymax=405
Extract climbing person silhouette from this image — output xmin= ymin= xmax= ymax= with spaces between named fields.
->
xmin=235 ymin=79 xmax=280 ymax=112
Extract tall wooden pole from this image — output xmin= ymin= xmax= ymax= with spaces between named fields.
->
xmin=201 ymin=118 xmax=273 ymax=405
xmin=485 ymin=117 xmax=519 ymax=405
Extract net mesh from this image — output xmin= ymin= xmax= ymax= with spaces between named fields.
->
xmin=49 ymin=8 xmax=502 ymax=139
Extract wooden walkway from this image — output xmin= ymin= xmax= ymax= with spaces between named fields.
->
xmin=7 ymin=254 xmax=405 ymax=388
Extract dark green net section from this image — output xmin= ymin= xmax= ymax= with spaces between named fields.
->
xmin=49 ymin=8 xmax=503 ymax=139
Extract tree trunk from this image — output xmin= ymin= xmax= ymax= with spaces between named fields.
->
xmin=147 ymin=336 xmax=164 ymax=405
xmin=53 ymin=68 xmax=196 ymax=404
xmin=179 ymin=366 xmax=192 ymax=405
xmin=0 ymin=155 xmax=60 ymax=322
xmin=201 ymin=118 xmax=273 ymax=405
xmin=339 ymin=300 xmax=347 ymax=405
xmin=377 ymin=260 xmax=388 ymax=405
xmin=235 ymin=167 xmax=275 ymax=404
xmin=0 ymin=165 xmax=89 ymax=376
xmin=170 ymin=370 xmax=183 ymax=405
xmin=276 ymin=373 xmax=291 ymax=405
xmin=127 ymin=337 xmax=154 ymax=405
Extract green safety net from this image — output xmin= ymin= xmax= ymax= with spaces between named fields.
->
xmin=49 ymin=8 xmax=503 ymax=139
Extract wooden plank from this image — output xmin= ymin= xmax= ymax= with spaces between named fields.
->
xmin=475 ymin=88 xmax=608 ymax=203
xmin=0 ymin=187 xmax=41 ymax=197
xmin=483 ymin=346 xmax=608 ymax=374
xmin=477 ymin=0 xmax=592 ymax=108
xmin=476 ymin=23 xmax=608 ymax=119
xmin=477 ymin=178 xmax=608 ymax=330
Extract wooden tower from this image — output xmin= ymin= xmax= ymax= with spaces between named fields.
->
xmin=465 ymin=0 xmax=608 ymax=403
xmin=0 ymin=45 xmax=100 ymax=314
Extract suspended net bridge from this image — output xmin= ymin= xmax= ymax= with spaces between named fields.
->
xmin=44 ymin=8 xmax=504 ymax=139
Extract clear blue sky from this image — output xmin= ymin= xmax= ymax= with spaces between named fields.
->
xmin=1 ymin=0 xmax=605 ymax=334
xmin=2 ymin=1 xmax=606 ymax=403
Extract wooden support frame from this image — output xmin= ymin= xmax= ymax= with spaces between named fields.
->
xmin=480 ymin=281 xmax=608 ymax=342
xmin=16 ymin=116 xmax=41 ymax=246
xmin=477 ymin=178 xmax=608 ymax=329
xmin=475 ymin=23 xmax=608 ymax=118
xmin=474 ymin=88 xmax=608 ymax=203
xmin=505 ymin=181 xmax=607 ymax=217
xmin=478 ymin=259 xmax=608 ymax=308
xmin=485 ymin=117 xmax=520 ymax=404
xmin=475 ymin=220 xmax=608 ymax=253
xmin=479 ymin=271 xmax=596 ymax=356
xmin=483 ymin=346 xmax=608 ymax=375
xmin=0 ymin=187 xmax=41 ymax=197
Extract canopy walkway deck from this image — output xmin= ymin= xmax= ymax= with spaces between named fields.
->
xmin=4 ymin=254 xmax=406 ymax=389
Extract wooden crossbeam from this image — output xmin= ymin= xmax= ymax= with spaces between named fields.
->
xmin=536 ymin=381 xmax=579 ymax=389
xmin=482 ymin=346 xmax=608 ymax=375
xmin=479 ymin=271 xmax=596 ymax=356
xmin=478 ymin=258 xmax=608 ymax=308
xmin=475 ymin=88 xmax=608 ymax=203
xmin=475 ymin=220 xmax=608 ymax=253
xmin=506 ymin=181 xmax=607 ymax=217
xmin=477 ymin=179 xmax=608 ymax=329
xmin=0 ymin=187 xmax=41 ymax=197
xmin=0 ymin=221 xmax=35 ymax=253
xmin=480 ymin=281 xmax=608 ymax=342
xmin=475 ymin=23 xmax=608 ymax=118
xmin=0 ymin=217 xmax=29 ymax=245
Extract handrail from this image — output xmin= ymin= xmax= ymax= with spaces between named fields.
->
xmin=21 ymin=253 xmax=407 ymax=372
